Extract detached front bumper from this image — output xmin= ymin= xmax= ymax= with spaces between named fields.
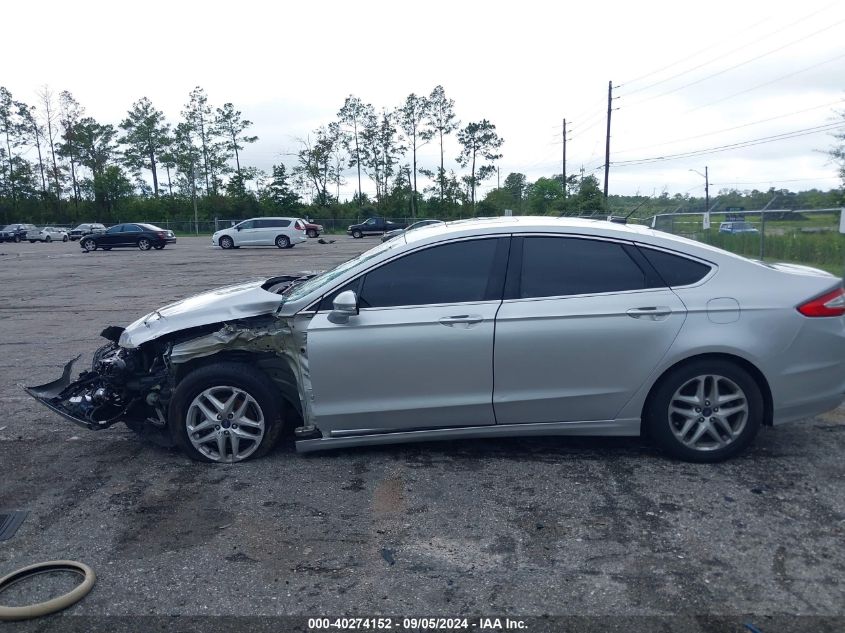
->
xmin=24 ymin=356 xmax=108 ymax=430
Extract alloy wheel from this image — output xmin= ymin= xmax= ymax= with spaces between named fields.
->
xmin=668 ymin=374 xmax=749 ymax=451
xmin=138 ymin=238 xmax=152 ymax=251
xmin=185 ymin=386 xmax=266 ymax=462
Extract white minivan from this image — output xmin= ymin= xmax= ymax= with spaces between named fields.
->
xmin=212 ymin=217 xmax=308 ymax=249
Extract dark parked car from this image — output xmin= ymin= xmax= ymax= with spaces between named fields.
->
xmin=1 ymin=223 xmax=38 ymax=243
xmin=80 ymin=223 xmax=176 ymax=251
xmin=69 ymin=223 xmax=107 ymax=241
xmin=381 ymin=219 xmax=446 ymax=242
xmin=304 ymin=220 xmax=324 ymax=238
xmin=347 ymin=216 xmax=406 ymax=238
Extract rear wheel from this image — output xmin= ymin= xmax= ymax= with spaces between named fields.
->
xmin=351 ymin=229 xmax=363 ymax=239
xmin=219 ymin=236 xmax=234 ymax=249
xmin=645 ymin=359 xmax=762 ymax=462
xmin=81 ymin=238 xmax=97 ymax=251
xmin=138 ymin=238 xmax=152 ymax=251
xmin=45 ymin=236 xmax=52 ymax=243
xmin=170 ymin=362 xmax=284 ymax=463
xmin=62 ymin=235 xmax=68 ymax=242
xmin=275 ymin=235 xmax=290 ymax=249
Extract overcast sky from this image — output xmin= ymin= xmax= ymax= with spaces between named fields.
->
xmin=3 ymin=0 xmax=844 ymax=200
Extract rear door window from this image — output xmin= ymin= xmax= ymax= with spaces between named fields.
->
xmin=517 ymin=237 xmax=649 ymax=299
xmin=638 ymin=247 xmax=711 ymax=287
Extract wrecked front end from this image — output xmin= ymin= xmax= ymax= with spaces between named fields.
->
xmin=26 ymin=327 xmax=175 ymax=443
xmin=24 ymin=275 xmax=316 ymax=447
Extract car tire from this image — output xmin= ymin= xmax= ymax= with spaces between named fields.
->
xmin=81 ymin=238 xmax=97 ymax=251
xmin=29 ymin=240 xmax=36 ymax=243
xmin=645 ymin=359 xmax=763 ymax=463
xmin=219 ymin=236 xmax=234 ymax=249
xmin=154 ymin=244 xmax=165 ymax=250
xmin=275 ymin=235 xmax=290 ymax=249
xmin=45 ymin=236 xmax=52 ymax=243
xmin=351 ymin=229 xmax=363 ymax=239
xmin=307 ymin=229 xmax=318 ymax=238
xmin=13 ymin=235 xmax=20 ymax=243
xmin=169 ymin=362 xmax=284 ymax=463
xmin=63 ymin=235 xmax=68 ymax=242
xmin=138 ymin=238 xmax=152 ymax=251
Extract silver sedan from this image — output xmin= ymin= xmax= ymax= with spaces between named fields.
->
xmin=27 ymin=217 xmax=845 ymax=463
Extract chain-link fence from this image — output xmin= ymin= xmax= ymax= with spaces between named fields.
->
xmin=647 ymin=208 xmax=845 ymax=275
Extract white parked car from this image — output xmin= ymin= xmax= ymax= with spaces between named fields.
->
xmin=212 ymin=217 xmax=308 ymax=250
xmin=27 ymin=227 xmax=69 ymax=243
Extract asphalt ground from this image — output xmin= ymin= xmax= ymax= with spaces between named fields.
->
xmin=0 ymin=235 xmax=843 ymax=632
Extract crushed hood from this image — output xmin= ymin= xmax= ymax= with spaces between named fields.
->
xmin=119 ymin=279 xmax=285 ymax=348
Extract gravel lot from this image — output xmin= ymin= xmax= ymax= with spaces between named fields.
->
xmin=1 ymin=236 xmax=844 ymax=631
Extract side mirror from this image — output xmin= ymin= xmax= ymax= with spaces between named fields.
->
xmin=235 ymin=225 xmax=242 ymax=231
xmin=328 ymin=290 xmax=359 ymax=324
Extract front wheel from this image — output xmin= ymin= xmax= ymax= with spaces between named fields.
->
xmin=63 ymin=235 xmax=69 ymax=242
xmin=154 ymin=244 xmax=165 ymax=250
xmin=351 ymin=230 xmax=363 ymax=239
xmin=219 ymin=236 xmax=234 ymax=249
xmin=275 ymin=235 xmax=290 ymax=249
xmin=645 ymin=360 xmax=763 ymax=462
xmin=13 ymin=235 xmax=21 ymax=243
xmin=45 ymin=236 xmax=52 ymax=243
xmin=138 ymin=238 xmax=152 ymax=251
xmin=169 ymin=362 xmax=284 ymax=463
xmin=81 ymin=238 xmax=97 ymax=251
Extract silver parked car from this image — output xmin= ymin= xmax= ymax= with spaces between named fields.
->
xmin=26 ymin=217 xmax=845 ymax=463
xmin=27 ymin=226 xmax=69 ymax=243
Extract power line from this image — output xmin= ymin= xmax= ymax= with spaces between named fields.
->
xmin=685 ymin=51 xmax=845 ymax=114
xmin=613 ymin=98 xmax=845 ymax=155
xmin=611 ymin=121 xmax=845 ymax=167
xmin=617 ymin=16 xmax=775 ymax=90
xmin=711 ymin=176 xmax=841 ymax=186
xmin=622 ymin=16 xmax=845 ymax=109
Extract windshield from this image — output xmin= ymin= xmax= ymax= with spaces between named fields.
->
xmin=282 ymin=238 xmax=405 ymax=304
xmin=2 ymin=225 xmax=16 ymax=231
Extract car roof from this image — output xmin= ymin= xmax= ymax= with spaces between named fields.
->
xmin=401 ymin=215 xmax=753 ymax=265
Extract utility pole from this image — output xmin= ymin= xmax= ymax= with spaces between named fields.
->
xmin=562 ymin=118 xmax=567 ymax=198
xmin=704 ymin=166 xmax=710 ymax=214
xmin=603 ymin=80 xmax=613 ymax=207
xmin=190 ymin=162 xmax=199 ymax=235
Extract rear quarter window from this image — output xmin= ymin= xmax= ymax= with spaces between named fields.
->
xmin=638 ymin=247 xmax=711 ymax=287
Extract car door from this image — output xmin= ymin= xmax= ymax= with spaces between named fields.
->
xmin=120 ymin=224 xmax=143 ymax=245
xmin=234 ymin=220 xmax=259 ymax=245
xmin=100 ymin=224 xmax=124 ymax=246
xmin=252 ymin=219 xmax=273 ymax=245
xmin=493 ymin=235 xmax=687 ymax=425
xmin=306 ymin=237 xmax=510 ymax=435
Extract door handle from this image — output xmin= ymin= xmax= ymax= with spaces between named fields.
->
xmin=626 ymin=306 xmax=672 ymax=320
xmin=439 ymin=315 xmax=483 ymax=326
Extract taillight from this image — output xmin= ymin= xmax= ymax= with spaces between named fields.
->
xmin=798 ymin=287 xmax=845 ymax=317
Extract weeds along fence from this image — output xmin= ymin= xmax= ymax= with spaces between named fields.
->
xmin=648 ymin=208 xmax=845 ymax=274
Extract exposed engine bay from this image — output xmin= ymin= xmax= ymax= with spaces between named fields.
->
xmin=25 ymin=274 xmax=316 ymax=446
